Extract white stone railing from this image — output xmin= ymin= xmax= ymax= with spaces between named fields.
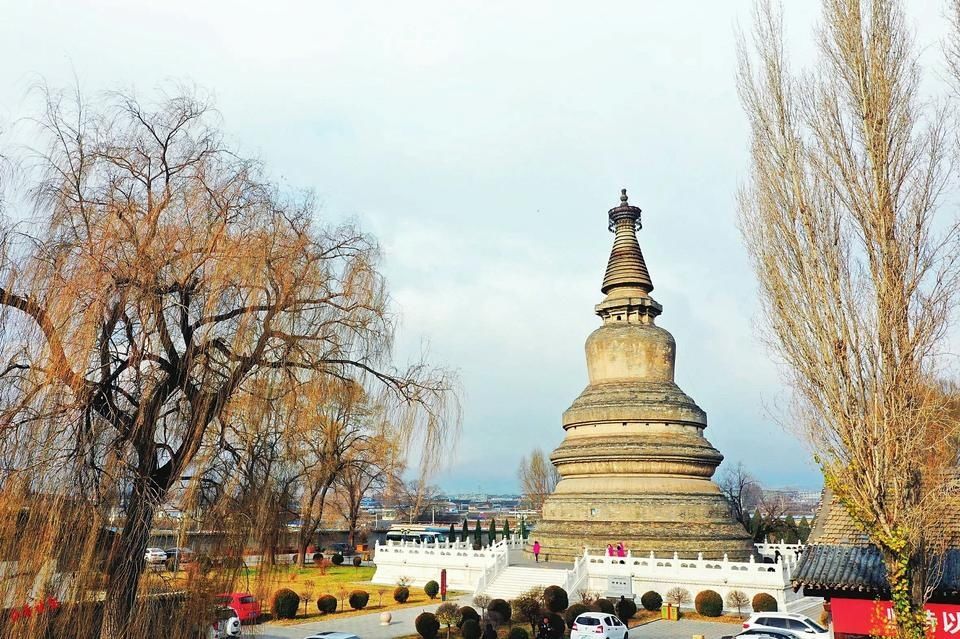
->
xmin=579 ymin=548 xmax=799 ymax=611
xmin=372 ymin=535 xmax=523 ymax=591
xmin=755 ymin=540 xmax=805 ymax=563
xmin=475 ymin=539 xmax=512 ymax=595
xmin=582 ymin=548 xmax=794 ymax=585
xmin=562 ymin=552 xmax=588 ymax=596
xmin=372 ymin=538 xmax=803 ymax=611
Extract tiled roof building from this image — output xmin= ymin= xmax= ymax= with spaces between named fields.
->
xmin=794 ymin=486 xmax=960 ymax=598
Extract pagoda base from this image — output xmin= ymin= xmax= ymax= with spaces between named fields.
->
xmin=528 ymin=492 xmax=754 ymax=562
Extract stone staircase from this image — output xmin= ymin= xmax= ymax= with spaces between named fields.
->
xmin=480 ymin=566 xmax=570 ymax=600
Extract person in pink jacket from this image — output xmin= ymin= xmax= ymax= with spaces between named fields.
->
xmin=532 ymin=540 xmax=541 ymax=562
xmin=606 ymin=544 xmax=614 ymax=556
xmin=616 ymin=542 xmax=626 ymax=558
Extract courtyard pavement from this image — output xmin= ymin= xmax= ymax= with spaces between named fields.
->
xmin=249 ymin=596 xmax=467 ymax=639
xmin=246 ymin=598 xmax=825 ymax=639
xmin=248 ymin=611 xmax=739 ymax=639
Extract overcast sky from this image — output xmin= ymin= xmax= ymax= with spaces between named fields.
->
xmin=2 ymin=1 xmax=955 ymax=493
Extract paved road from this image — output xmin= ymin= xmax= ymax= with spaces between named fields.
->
xmin=632 ymin=619 xmax=739 ymax=639
xmin=244 ymin=600 xmax=823 ymax=639
xmin=247 ymin=612 xmax=735 ymax=639
xmin=248 ymin=597 xmax=466 ymax=639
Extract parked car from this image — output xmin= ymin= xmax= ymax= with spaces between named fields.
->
xmin=215 ymin=592 xmax=261 ymax=623
xmin=328 ymin=542 xmax=355 ymax=556
xmin=571 ymin=612 xmax=628 ymax=639
xmin=206 ymin=606 xmax=242 ymax=639
xmin=164 ymin=547 xmax=194 ymax=568
xmin=303 ymin=633 xmax=360 ymax=639
xmin=743 ymin=613 xmax=829 ymax=639
xmin=143 ymin=548 xmax=167 ymax=564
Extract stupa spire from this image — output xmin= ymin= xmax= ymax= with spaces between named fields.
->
xmin=601 ymin=189 xmax=653 ymax=295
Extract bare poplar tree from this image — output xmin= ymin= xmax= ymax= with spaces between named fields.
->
xmin=0 ymin=88 xmax=459 ymax=639
xmin=738 ymin=1 xmax=960 ymax=635
xmin=518 ymin=448 xmax=559 ymax=513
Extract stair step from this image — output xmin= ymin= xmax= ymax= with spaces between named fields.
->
xmin=482 ymin=566 xmax=572 ymax=599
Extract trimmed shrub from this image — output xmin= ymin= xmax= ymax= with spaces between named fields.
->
xmin=331 ymin=552 xmax=345 ymax=566
xmin=458 ymin=605 xmax=480 ymax=627
xmin=271 ymin=588 xmax=300 ymax=619
xmin=316 ymin=594 xmax=337 ymax=614
xmin=436 ymin=602 xmax=461 ymax=632
xmin=352 ymin=555 xmax=362 ymax=568
xmin=424 ymin=580 xmax=440 ymax=599
xmin=507 ymin=629 xmax=530 ymax=639
xmin=348 ymin=590 xmax=369 ymax=610
xmin=488 ymin=598 xmax=511 ymax=625
xmin=462 ymin=618 xmax=482 ymax=639
xmin=615 ymin=596 xmax=638 ymax=622
xmin=543 ymin=585 xmax=568 ymax=613
xmin=393 ymin=585 xmax=410 ymax=603
xmin=593 ymin=598 xmax=615 ymax=615
xmin=415 ymin=611 xmax=440 ymax=639
xmin=752 ymin=592 xmax=778 ymax=612
xmin=564 ymin=603 xmax=590 ymax=628
xmin=695 ymin=590 xmax=723 ymax=617
xmin=640 ymin=590 xmax=662 ymax=611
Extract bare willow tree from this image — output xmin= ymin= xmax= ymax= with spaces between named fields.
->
xmin=518 ymin=448 xmax=559 ymax=513
xmin=0 ymin=88 xmax=459 ymax=639
xmin=738 ymin=1 xmax=960 ymax=635
xmin=287 ymin=379 xmax=374 ymax=566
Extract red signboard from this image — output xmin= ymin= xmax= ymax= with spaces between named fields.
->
xmin=832 ymin=597 xmax=960 ymax=638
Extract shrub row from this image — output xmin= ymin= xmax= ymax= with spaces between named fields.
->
xmin=636 ymin=588 xmax=779 ymax=615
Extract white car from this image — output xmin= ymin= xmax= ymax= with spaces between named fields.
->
xmin=571 ymin=612 xmax=628 ymax=639
xmin=303 ymin=633 xmax=360 ymax=639
xmin=207 ymin=606 xmax=242 ymax=638
xmin=143 ymin=547 xmax=167 ymax=564
xmin=743 ymin=612 xmax=829 ymax=639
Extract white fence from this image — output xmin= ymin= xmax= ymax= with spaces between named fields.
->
xmin=372 ymin=539 xmax=805 ymax=612
xmin=371 ymin=536 xmax=523 ymax=591
xmin=579 ymin=548 xmax=802 ymax=612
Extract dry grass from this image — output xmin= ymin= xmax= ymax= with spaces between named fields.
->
xmin=142 ymin=564 xmax=462 ymax=626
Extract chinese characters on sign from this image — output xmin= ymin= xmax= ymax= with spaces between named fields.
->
xmin=832 ymin=598 xmax=960 ymax=638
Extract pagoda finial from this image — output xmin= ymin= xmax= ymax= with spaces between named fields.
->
xmin=601 ymin=188 xmax=653 ymax=295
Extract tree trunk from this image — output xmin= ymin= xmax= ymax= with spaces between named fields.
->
xmin=101 ymin=483 xmax=159 ymax=639
xmin=296 ymin=512 xmax=313 ymax=568
xmin=882 ymin=548 xmax=929 ymax=639
xmin=297 ymin=483 xmax=332 ymax=567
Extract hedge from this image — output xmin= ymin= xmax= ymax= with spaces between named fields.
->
xmin=695 ymin=590 xmax=723 ymax=617
xmin=752 ymin=592 xmax=778 ymax=612
xmin=317 ymin=594 xmax=337 ymax=613
xmin=415 ymin=611 xmax=440 ymax=639
xmin=640 ymin=591 xmax=662 ymax=611
xmin=348 ymin=590 xmax=369 ymax=610
xmin=543 ymin=585 xmax=568 ymax=613
xmin=271 ymin=588 xmax=300 ymax=619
